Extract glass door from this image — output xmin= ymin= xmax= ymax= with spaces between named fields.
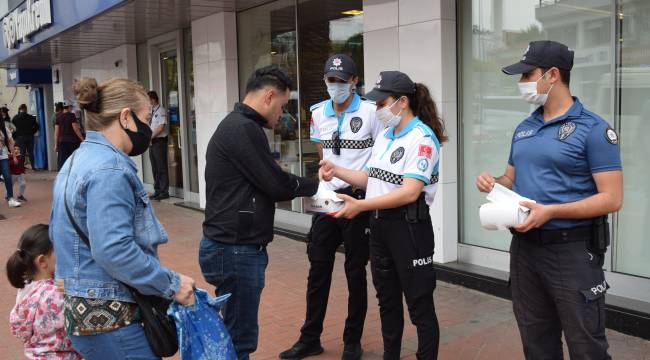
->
xmin=183 ymin=29 xmax=199 ymax=195
xmin=160 ymin=49 xmax=184 ymax=196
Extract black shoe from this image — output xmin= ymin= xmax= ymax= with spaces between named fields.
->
xmin=279 ymin=341 xmax=324 ymax=359
xmin=17 ymin=195 xmax=27 ymax=202
xmin=342 ymin=343 xmax=363 ymax=360
xmin=149 ymin=192 xmax=160 ymax=199
xmin=155 ymin=192 xmax=170 ymax=201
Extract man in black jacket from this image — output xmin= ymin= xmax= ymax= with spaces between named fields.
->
xmin=200 ymin=65 xmax=318 ymax=360
xmin=11 ymin=104 xmax=38 ymax=170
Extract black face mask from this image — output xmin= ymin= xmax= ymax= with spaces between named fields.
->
xmin=123 ymin=111 xmax=152 ymax=156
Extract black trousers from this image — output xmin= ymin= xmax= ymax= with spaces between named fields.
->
xmin=299 ymin=211 xmax=370 ymax=345
xmin=149 ymin=137 xmax=169 ymax=194
xmin=15 ymin=135 xmax=34 ymax=169
xmin=369 ymin=215 xmax=439 ymax=360
xmin=510 ymin=236 xmax=611 ymax=360
xmin=57 ymin=142 xmax=79 ymax=170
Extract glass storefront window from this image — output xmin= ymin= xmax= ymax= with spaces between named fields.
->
xmin=297 ymin=0 xmax=364 ymax=184
xmin=460 ymin=0 xmax=614 ymax=250
xmin=237 ymin=0 xmax=299 ymax=212
xmin=237 ymin=0 xmax=364 ymax=213
xmin=614 ymin=0 xmax=650 ymax=278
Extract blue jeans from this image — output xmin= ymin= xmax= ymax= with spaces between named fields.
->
xmin=199 ymin=237 xmax=268 ymax=360
xmin=0 ymin=158 xmax=13 ymax=199
xmin=70 ymin=323 xmax=159 ymax=360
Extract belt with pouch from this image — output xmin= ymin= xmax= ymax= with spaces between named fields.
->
xmin=510 ymin=226 xmax=592 ymax=244
xmin=372 ymin=193 xmax=429 ymax=222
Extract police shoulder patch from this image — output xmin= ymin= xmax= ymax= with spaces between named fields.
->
xmin=605 ymin=127 xmax=618 ymax=145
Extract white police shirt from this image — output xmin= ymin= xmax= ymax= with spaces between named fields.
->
xmin=365 ymin=117 xmax=440 ymax=206
xmin=310 ymin=93 xmax=384 ymax=190
xmin=150 ymin=105 xmax=168 ymax=138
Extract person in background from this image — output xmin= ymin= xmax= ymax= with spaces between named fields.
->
xmin=1 ymin=106 xmax=15 ymax=134
xmin=10 ymin=147 xmax=27 ymax=202
xmin=54 ymin=101 xmax=84 ymax=170
xmin=0 ymin=118 xmax=21 ymax=208
xmin=11 ymin=104 xmax=38 ymax=170
xmin=7 ymin=224 xmax=82 ymax=360
xmin=147 ymin=91 xmax=170 ymax=201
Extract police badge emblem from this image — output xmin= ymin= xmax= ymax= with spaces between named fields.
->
xmin=350 ymin=117 xmax=363 ymax=133
xmin=390 ymin=147 xmax=405 ymax=164
xmin=558 ymin=121 xmax=576 ymax=140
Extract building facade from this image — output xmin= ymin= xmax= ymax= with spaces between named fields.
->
xmin=1 ymin=0 xmax=647 ymax=338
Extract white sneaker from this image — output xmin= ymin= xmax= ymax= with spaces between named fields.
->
xmin=8 ymin=198 xmax=21 ymax=208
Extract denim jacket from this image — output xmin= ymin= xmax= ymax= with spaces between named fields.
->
xmin=50 ymin=131 xmax=180 ymax=302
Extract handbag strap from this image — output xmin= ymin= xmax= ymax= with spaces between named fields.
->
xmin=63 ymin=152 xmax=91 ymax=249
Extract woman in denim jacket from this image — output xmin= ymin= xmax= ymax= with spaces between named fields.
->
xmin=49 ymin=77 xmax=195 ymax=360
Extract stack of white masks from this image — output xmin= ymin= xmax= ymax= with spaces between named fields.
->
xmin=479 ymin=183 xmax=536 ymax=230
xmin=304 ymin=183 xmax=345 ymax=214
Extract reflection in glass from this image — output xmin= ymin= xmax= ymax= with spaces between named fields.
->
xmin=460 ymin=0 xmax=613 ymax=250
xmin=238 ymin=0 xmax=299 ymax=212
xmin=614 ymin=0 xmax=650 ymax=278
xmin=297 ymin=0 xmax=364 ymax=184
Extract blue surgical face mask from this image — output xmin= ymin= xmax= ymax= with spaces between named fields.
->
xmin=325 ymin=81 xmax=352 ymax=104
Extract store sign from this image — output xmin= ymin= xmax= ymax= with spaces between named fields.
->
xmin=2 ymin=0 xmax=52 ymax=50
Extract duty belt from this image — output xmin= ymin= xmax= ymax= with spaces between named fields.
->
xmin=510 ymin=226 xmax=592 ymax=244
xmin=373 ymin=194 xmax=429 ymax=222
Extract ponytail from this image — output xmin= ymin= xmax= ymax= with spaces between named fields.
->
xmin=5 ymin=224 xmax=52 ymax=289
xmin=408 ymin=83 xmax=448 ymax=143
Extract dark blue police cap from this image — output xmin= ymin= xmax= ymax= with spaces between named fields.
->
xmin=363 ymin=71 xmax=416 ymax=102
xmin=324 ymin=54 xmax=356 ymax=81
xmin=502 ymin=40 xmax=574 ymax=75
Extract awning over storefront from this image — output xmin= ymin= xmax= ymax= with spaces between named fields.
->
xmin=0 ymin=0 xmax=271 ymax=68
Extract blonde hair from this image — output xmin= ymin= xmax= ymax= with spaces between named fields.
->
xmin=72 ymin=77 xmax=149 ymax=131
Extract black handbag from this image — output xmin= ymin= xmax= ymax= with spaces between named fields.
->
xmin=63 ymin=152 xmax=179 ymax=357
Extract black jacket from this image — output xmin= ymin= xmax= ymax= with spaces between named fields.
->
xmin=203 ymin=103 xmax=318 ymax=245
xmin=12 ymin=112 xmax=38 ymax=137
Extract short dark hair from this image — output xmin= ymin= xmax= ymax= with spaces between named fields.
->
xmin=147 ymin=91 xmax=159 ymax=102
xmin=18 ymin=104 xmax=27 ymax=111
xmin=245 ymin=65 xmax=292 ymax=94
xmin=542 ymin=67 xmax=570 ymax=86
xmin=55 ymin=102 xmax=64 ymax=111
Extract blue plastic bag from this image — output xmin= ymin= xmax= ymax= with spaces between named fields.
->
xmin=168 ymin=288 xmax=237 ymax=360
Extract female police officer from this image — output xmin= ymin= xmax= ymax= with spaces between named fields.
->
xmin=320 ymin=71 xmax=447 ymax=360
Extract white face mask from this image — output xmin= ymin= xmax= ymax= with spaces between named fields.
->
xmin=326 ymin=81 xmax=352 ymax=104
xmin=518 ymin=70 xmax=555 ymax=106
xmin=376 ymin=98 xmax=403 ymax=128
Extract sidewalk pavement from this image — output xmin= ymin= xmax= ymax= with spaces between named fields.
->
xmin=0 ymin=172 xmax=649 ymax=360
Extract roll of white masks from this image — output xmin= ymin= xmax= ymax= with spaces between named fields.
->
xmin=304 ymin=183 xmax=345 ymax=214
xmin=479 ymin=183 xmax=535 ymax=230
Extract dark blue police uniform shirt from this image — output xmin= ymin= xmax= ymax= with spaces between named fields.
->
xmin=508 ymin=97 xmax=622 ymax=229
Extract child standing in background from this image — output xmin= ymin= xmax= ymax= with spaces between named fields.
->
xmin=10 ymin=147 xmax=27 ymax=202
xmin=6 ymin=224 xmax=81 ymax=360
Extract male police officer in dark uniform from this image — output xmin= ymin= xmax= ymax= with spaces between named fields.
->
xmin=477 ymin=41 xmax=623 ymax=360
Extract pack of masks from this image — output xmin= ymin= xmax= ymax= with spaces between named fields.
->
xmin=479 ymin=184 xmax=535 ymax=230
xmin=304 ymin=183 xmax=344 ymax=214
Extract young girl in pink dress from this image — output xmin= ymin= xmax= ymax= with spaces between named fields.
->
xmin=6 ymin=224 xmax=81 ymax=360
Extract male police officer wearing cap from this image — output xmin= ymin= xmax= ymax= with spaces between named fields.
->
xmin=477 ymin=41 xmax=623 ymax=359
xmin=280 ymin=54 xmax=383 ymax=360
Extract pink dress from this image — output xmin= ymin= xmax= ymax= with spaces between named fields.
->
xmin=9 ymin=279 xmax=82 ymax=360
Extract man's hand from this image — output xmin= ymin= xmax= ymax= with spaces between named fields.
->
xmin=173 ymin=273 xmax=195 ymax=306
xmin=333 ymin=194 xmax=365 ymax=219
xmin=513 ymin=201 xmax=555 ymax=233
xmin=476 ymin=172 xmax=495 ymax=193
xmin=319 ymin=160 xmax=336 ymax=182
